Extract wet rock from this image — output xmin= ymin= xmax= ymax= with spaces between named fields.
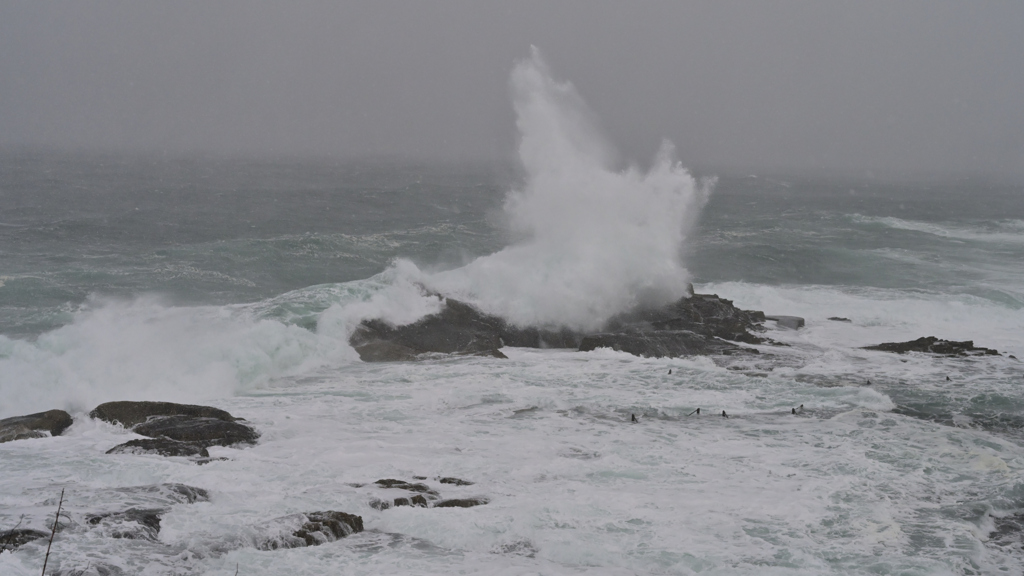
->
xmin=828 ymin=317 xmax=852 ymax=322
xmin=132 ymin=415 xmax=259 ymax=447
xmin=605 ymin=292 xmax=768 ymax=345
xmin=369 ymin=498 xmax=391 ymax=511
xmin=90 ymin=401 xmax=238 ymax=428
xmin=91 ymin=401 xmax=259 ymax=452
xmin=438 ymin=477 xmax=474 ymax=486
xmin=765 ymin=315 xmax=805 ymax=330
xmin=260 ymin=511 xmax=363 ymax=550
xmin=863 ymin=336 xmax=1000 ymax=357
xmin=374 ymin=479 xmax=439 ymax=496
xmin=393 ymin=495 xmax=429 ymax=508
xmin=86 ymin=508 xmax=164 ymax=541
xmin=350 ymin=298 xmax=512 ymax=361
xmin=0 ymin=409 xmax=73 ymax=443
xmin=105 ymin=438 xmax=210 ymax=458
xmin=578 ymin=330 xmax=753 ymax=358
xmin=0 ymin=528 xmax=49 ymax=551
xmin=433 ymin=498 xmax=489 ymax=508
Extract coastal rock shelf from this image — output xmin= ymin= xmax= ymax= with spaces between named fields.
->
xmin=351 ymin=291 xmax=773 ymax=361
xmin=864 ymin=336 xmax=1001 ymax=357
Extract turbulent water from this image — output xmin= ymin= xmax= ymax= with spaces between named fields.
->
xmin=2 ymin=51 xmax=1024 ymax=575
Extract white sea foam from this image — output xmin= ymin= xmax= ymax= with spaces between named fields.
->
xmin=0 ymin=294 xmax=353 ymax=418
xmin=852 ymin=214 xmax=1024 ymax=245
xmin=426 ymin=47 xmax=711 ymax=330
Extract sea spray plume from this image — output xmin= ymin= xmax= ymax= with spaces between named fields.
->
xmin=429 ymin=47 xmax=713 ymax=331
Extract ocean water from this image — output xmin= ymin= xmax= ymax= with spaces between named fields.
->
xmin=3 ymin=52 xmax=1024 ymax=575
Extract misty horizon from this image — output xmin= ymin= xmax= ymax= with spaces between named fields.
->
xmin=1 ymin=2 xmax=1023 ymax=183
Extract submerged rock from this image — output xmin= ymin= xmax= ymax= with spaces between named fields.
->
xmin=91 ymin=401 xmax=259 ymax=454
xmin=863 ymin=336 xmax=1000 ymax=357
xmin=52 ymin=564 xmax=124 ymax=576
xmin=0 ymin=528 xmax=49 ymax=551
xmin=0 ymin=409 xmax=73 ymax=443
xmin=828 ymin=317 xmax=852 ymax=322
xmin=86 ymin=508 xmax=164 ymax=541
xmin=438 ymin=477 xmax=474 ymax=486
xmin=260 ymin=511 xmax=363 ymax=550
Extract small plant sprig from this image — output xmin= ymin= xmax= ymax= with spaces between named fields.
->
xmin=0 ymin=515 xmax=26 ymax=554
xmin=41 ymin=488 xmax=65 ymax=576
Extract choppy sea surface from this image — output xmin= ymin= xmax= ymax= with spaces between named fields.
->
xmin=2 ymin=52 xmax=1024 ymax=576
xmin=2 ymin=149 xmax=1023 ymax=576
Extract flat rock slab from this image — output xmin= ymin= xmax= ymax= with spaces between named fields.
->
xmin=765 ymin=315 xmax=805 ymax=330
xmin=864 ymin=336 xmax=1000 ymax=357
xmin=578 ymin=330 xmax=753 ymax=358
xmin=90 ymin=401 xmax=238 ymax=428
xmin=106 ymin=438 xmax=210 ymax=458
xmin=260 ymin=511 xmax=363 ymax=550
xmin=0 ymin=409 xmax=73 ymax=443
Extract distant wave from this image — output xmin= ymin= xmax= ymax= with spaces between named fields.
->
xmin=850 ymin=214 xmax=1024 ymax=245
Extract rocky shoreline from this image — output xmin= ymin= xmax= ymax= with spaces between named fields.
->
xmin=1 ymin=290 xmax=1013 ymax=567
xmin=348 ymin=289 xmax=1007 ymax=362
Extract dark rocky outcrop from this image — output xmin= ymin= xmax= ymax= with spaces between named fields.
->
xmin=260 ymin=511 xmax=363 ymax=550
xmin=90 ymin=401 xmax=238 ymax=428
xmin=0 ymin=409 xmax=73 ymax=443
xmin=350 ymin=298 xmax=509 ymax=361
xmin=350 ymin=291 xmax=771 ymax=361
xmin=863 ymin=337 xmax=1000 ymax=357
xmin=579 ymin=330 xmax=753 ymax=358
xmin=90 ymin=401 xmax=258 ymax=456
xmin=603 ymin=293 xmax=768 ymax=344
xmin=0 ymin=528 xmax=49 ymax=551
xmin=438 ymin=477 xmax=474 ymax=486
xmin=132 ymin=416 xmax=259 ymax=447
xmin=106 ymin=438 xmax=210 ymax=458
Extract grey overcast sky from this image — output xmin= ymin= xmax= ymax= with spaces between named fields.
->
xmin=1 ymin=1 xmax=1022 ymax=180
